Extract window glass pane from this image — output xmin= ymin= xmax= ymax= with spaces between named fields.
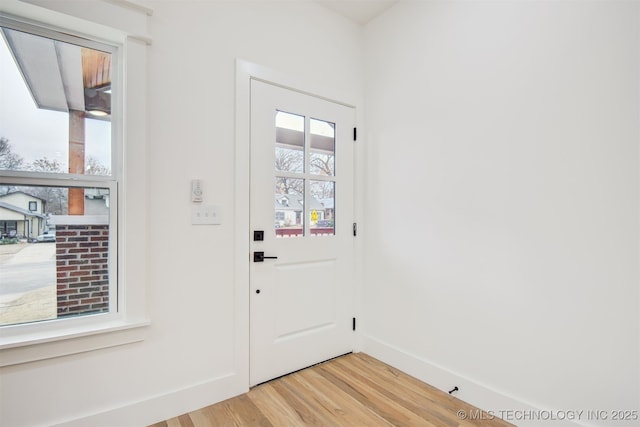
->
xmin=0 ymin=27 xmax=112 ymax=176
xmin=275 ymin=177 xmax=304 ymax=238
xmin=0 ymin=184 xmax=111 ymax=326
xmin=275 ymin=111 xmax=304 ymax=173
xmin=310 ymin=180 xmax=334 ymax=236
xmin=310 ymin=118 xmax=335 ymax=176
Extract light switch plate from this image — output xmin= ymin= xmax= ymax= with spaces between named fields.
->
xmin=191 ymin=205 xmax=221 ymax=225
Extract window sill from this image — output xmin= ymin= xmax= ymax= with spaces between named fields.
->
xmin=0 ymin=318 xmax=150 ymax=367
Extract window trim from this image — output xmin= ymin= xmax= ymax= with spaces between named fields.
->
xmin=0 ymin=14 xmax=149 ymax=366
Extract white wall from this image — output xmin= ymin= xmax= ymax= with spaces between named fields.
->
xmin=363 ymin=1 xmax=639 ymax=426
xmin=0 ymin=1 xmax=362 ymax=426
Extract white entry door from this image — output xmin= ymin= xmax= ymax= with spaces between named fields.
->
xmin=250 ymin=79 xmax=355 ymax=386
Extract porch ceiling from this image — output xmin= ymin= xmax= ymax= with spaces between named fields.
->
xmin=1 ymin=27 xmax=111 ymax=118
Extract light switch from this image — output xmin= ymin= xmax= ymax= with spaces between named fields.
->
xmin=191 ymin=205 xmax=221 ymax=225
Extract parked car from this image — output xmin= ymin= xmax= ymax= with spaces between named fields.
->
xmin=36 ymin=231 xmax=56 ymax=242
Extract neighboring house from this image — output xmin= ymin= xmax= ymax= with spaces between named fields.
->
xmin=319 ymin=198 xmax=334 ymax=221
xmin=0 ymin=191 xmax=47 ymax=239
xmin=275 ymin=193 xmax=326 ymax=227
xmin=84 ymin=191 xmax=110 ymax=215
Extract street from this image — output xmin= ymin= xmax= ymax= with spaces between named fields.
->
xmin=0 ymin=242 xmax=56 ymax=302
xmin=1 ymin=260 xmax=55 ymax=296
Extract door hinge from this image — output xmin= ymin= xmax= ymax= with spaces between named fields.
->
xmin=353 ymin=222 xmax=357 ymax=237
xmin=352 ymin=317 xmax=356 ymax=331
xmin=353 ymin=127 xmax=357 ymax=141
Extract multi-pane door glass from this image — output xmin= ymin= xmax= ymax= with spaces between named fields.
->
xmin=274 ymin=111 xmax=336 ymax=237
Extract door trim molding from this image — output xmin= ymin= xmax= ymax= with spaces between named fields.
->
xmin=234 ymin=59 xmax=359 ymax=388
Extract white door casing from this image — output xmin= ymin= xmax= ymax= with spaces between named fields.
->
xmin=249 ymin=79 xmax=356 ymax=386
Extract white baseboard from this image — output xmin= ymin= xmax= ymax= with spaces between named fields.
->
xmin=51 ymin=372 xmax=247 ymax=427
xmin=361 ymin=335 xmax=589 ymax=427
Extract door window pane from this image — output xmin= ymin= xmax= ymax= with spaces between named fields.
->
xmin=310 ymin=180 xmax=334 ymax=236
xmin=310 ymin=118 xmax=335 ymax=176
xmin=275 ymin=177 xmax=304 ymax=238
xmin=275 ymin=111 xmax=304 ymax=173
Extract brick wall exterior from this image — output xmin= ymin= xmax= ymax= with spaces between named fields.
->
xmin=55 ymin=224 xmax=109 ymax=317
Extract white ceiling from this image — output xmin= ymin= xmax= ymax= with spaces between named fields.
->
xmin=314 ymin=0 xmax=399 ymax=25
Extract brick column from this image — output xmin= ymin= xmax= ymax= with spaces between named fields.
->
xmin=55 ymin=224 xmax=109 ymax=317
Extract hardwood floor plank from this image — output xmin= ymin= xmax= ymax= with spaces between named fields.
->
xmin=149 ymin=353 xmax=515 ymax=427
xmin=223 ymin=394 xmax=274 ymax=427
xmin=349 ymin=353 xmax=456 ymax=406
xmin=348 ymin=354 xmax=513 ymax=427
xmin=294 ymin=366 xmax=394 ymax=426
xmin=177 ymin=413 xmax=195 ymax=427
xmin=188 ymin=408 xmax=216 ymax=427
xmin=317 ymin=359 xmax=441 ymax=427
xmin=269 ymin=375 xmax=339 ymax=426
xmin=248 ymin=382 xmax=310 ymax=426
xmin=198 ymin=401 xmax=237 ymax=427
xmin=329 ymin=355 xmax=458 ymax=426
xmin=166 ymin=419 xmax=183 ymax=427
xmin=342 ymin=353 xmax=482 ymax=426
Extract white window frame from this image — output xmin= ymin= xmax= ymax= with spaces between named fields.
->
xmin=0 ymin=13 xmax=149 ymax=367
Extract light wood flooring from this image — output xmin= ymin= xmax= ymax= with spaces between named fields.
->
xmin=149 ymin=353 xmax=514 ymax=427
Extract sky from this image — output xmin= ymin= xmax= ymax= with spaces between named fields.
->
xmin=0 ymin=31 xmax=111 ymax=172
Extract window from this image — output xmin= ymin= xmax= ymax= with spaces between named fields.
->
xmin=0 ymin=220 xmax=17 ymax=237
xmin=0 ymin=19 xmax=117 ymax=328
xmin=274 ymin=111 xmax=336 ymax=237
xmin=0 ymin=7 xmax=149 ymax=367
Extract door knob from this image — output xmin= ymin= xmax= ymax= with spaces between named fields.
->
xmin=253 ymin=251 xmax=278 ymax=262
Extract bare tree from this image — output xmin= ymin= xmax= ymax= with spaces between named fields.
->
xmin=0 ymin=138 xmax=24 ymax=195
xmin=310 ymin=153 xmax=334 ymax=176
xmin=310 ymin=181 xmax=334 ymax=199
xmin=275 ymin=146 xmax=303 ymax=174
xmin=275 ymin=146 xmax=303 ymax=195
xmin=85 ymin=156 xmax=111 ymax=176
xmin=275 ymin=177 xmax=304 ymax=195
xmin=29 ymin=157 xmax=62 ymax=173
xmin=0 ymin=137 xmax=24 ymax=170
xmin=24 ymin=158 xmax=67 ymax=214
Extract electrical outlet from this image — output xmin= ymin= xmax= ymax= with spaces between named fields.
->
xmin=191 ymin=205 xmax=221 ymax=225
